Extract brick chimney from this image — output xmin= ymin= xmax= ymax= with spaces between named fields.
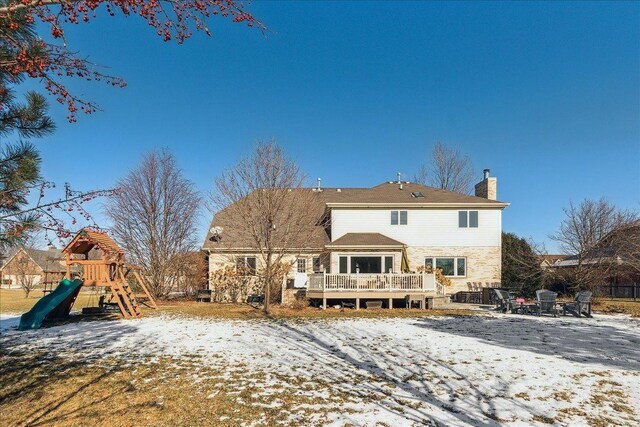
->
xmin=475 ymin=169 xmax=497 ymax=200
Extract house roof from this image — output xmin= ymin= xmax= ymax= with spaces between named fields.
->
xmin=204 ymin=181 xmax=508 ymax=250
xmin=538 ymin=254 xmax=567 ymax=265
xmin=1 ymin=248 xmax=66 ymax=273
xmin=326 ymin=233 xmax=405 ymax=248
xmin=320 ymin=182 xmax=508 ymax=207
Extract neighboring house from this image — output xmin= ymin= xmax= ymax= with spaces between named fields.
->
xmin=538 ymin=254 xmax=567 ymax=269
xmin=552 ymin=222 xmax=640 ymax=286
xmin=203 ymin=170 xmax=508 ymax=305
xmin=0 ymin=247 xmax=66 ymax=289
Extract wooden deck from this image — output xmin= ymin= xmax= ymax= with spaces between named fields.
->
xmin=306 ymin=273 xmax=445 ymax=308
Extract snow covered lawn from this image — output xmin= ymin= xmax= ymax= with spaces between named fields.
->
xmin=1 ymin=312 xmax=639 ymax=426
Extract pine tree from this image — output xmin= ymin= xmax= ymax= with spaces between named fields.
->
xmin=1 ymin=10 xmax=55 ymax=251
xmin=501 ymin=232 xmax=545 ymax=298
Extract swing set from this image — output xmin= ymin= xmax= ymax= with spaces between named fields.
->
xmin=63 ymin=228 xmax=157 ymax=317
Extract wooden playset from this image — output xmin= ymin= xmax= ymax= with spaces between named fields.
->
xmin=62 ymin=228 xmax=157 ymax=317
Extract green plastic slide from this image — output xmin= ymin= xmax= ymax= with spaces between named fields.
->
xmin=18 ymin=279 xmax=83 ymax=330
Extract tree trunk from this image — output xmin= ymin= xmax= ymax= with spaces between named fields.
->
xmin=264 ymin=252 xmax=272 ymax=315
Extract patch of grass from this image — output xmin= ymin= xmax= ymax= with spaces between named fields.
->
xmin=593 ymin=300 xmax=640 ymax=317
xmin=551 ymin=390 xmax=575 ymax=402
xmin=532 ymin=415 xmax=555 ymax=424
xmin=152 ymin=300 xmax=477 ymax=320
xmin=0 ymin=289 xmax=100 ymax=314
xmin=611 ymin=403 xmax=634 ymax=415
xmin=0 ymin=349 xmax=356 ymax=427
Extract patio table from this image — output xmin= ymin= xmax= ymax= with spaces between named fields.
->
xmin=511 ymin=303 xmax=539 ymax=315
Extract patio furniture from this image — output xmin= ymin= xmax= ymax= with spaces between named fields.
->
xmin=247 ymin=294 xmax=264 ymax=304
xmin=511 ymin=302 xmax=538 ymax=315
xmin=196 ymin=289 xmax=212 ymax=302
xmin=534 ymin=290 xmax=558 ymax=317
xmin=366 ymin=300 xmax=383 ymax=309
xmin=561 ymin=291 xmax=593 ymax=318
xmin=494 ymin=289 xmax=515 ymax=313
xmin=341 ymin=301 xmax=356 ymax=310
xmin=405 ymin=294 xmax=425 ymax=309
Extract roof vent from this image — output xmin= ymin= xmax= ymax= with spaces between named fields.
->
xmin=315 ymin=177 xmax=322 ymax=192
xmin=411 ymin=191 xmax=424 ymax=198
xmin=336 ymin=188 xmax=341 ymax=192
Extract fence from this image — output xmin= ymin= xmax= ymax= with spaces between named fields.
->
xmin=593 ymin=283 xmax=639 ymax=300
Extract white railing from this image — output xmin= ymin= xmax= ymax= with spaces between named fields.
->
xmin=308 ymin=273 xmax=444 ymax=294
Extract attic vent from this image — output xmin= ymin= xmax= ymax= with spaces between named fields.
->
xmin=411 ymin=191 xmax=424 ymax=198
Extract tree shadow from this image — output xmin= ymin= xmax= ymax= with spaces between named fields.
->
xmin=0 ymin=320 xmax=146 ymax=427
xmin=413 ymin=314 xmax=640 ymax=371
xmin=259 ymin=318 xmax=540 ymax=426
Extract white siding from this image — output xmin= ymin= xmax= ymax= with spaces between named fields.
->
xmin=331 ymin=208 xmax=502 ymax=247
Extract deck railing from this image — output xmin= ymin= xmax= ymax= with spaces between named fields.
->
xmin=308 ymin=273 xmax=444 ymax=294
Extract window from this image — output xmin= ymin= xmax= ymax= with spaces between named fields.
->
xmin=459 ymin=211 xmax=478 ymax=228
xmin=384 ymin=256 xmax=394 ymax=273
xmin=312 ymin=257 xmax=321 ymax=273
xmin=436 ymin=258 xmax=455 ymax=276
xmin=236 ymin=256 xmax=257 ymax=275
xmin=339 ymin=256 xmax=348 ymax=274
xmin=469 ymin=211 xmax=478 ymax=228
xmin=457 ymin=258 xmax=466 ymax=276
xmin=425 ymin=257 xmax=466 ymax=277
xmin=458 ymin=211 xmax=467 ymax=228
xmin=391 ymin=210 xmax=408 ymax=225
xmin=297 ymin=258 xmax=307 ymax=273
xmin=400 ymin=210 xmax=407 ymax=225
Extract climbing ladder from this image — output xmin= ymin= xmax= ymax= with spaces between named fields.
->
xmin=108 ymin=282 xmax=141 ymax=318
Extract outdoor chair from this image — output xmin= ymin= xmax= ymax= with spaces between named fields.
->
xmin=196 ymin=289 xmax=212 ymax=302
xmin=535 ymin=290 xmax=558 ymax=317
xmin=405 ymin=294 xmax=425 ymax=309
xmin=247 ymin=294 xmax=265 ymax=305
xmin=341 ymin=301 xmax=356 ymax=310
xmin=494 ymin=289 xmax=515 ymax=313
xmin=561 ymin=291 xmax=593 ymax=318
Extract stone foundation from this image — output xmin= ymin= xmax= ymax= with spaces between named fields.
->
xmin=406 ymin=246 xmax=501 ymax=294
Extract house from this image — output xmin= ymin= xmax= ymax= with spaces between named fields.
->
xmin=538 ymin=254 xmax=567 ymax=269
xmin=551 ymin=222 xmax=640 ymax=291
xmin=203 ymin=169 xmax=508 ymax=307
xmin=0 ymin=247 xmax=66 ymax=289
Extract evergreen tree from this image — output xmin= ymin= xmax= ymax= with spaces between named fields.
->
xmin=502 ymin=232 xmax=545 ymax=298
xmin=0 ymin=11 xmax=55 ymax=250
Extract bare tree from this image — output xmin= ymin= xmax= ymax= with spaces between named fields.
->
xmin=210 ymin=140 xmax=319 ymax=314
xmin=414 ymin=143 xmax=476 ymax=194
xmin=106 ymin=150 xmax=201 ymax=298
xmin=12 ymin=248 xmax=39 ymax=298
xmin=551 ymin=198 xmax=639 ymax=291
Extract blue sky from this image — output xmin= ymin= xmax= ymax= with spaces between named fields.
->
xmin=23 ymin=1 xmax=640 ymax=252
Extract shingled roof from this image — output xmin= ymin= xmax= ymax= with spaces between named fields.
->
xmin=326 ymin=233 xmax=405 ymax=248
xmin=204 ymin=181 xmax=508 ymax=250
xmin=1 ymin=248 xmax=66 ymax=274
xmin=63 ymin=229 xmax=124 ymax=256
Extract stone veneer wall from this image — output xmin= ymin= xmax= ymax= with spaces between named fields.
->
xmin=406 ymin=246 xmax=501 ymax=294
xmin=208 ymin=252 xmax=324 ymax=283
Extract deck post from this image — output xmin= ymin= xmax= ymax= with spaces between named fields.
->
xmin=388 ymin=297 xmax=393 ymax=309
xmin=355 ymin=298 xmax=360 ymax=310
xmin=322 ymin=297 xmax=327 ymax=309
